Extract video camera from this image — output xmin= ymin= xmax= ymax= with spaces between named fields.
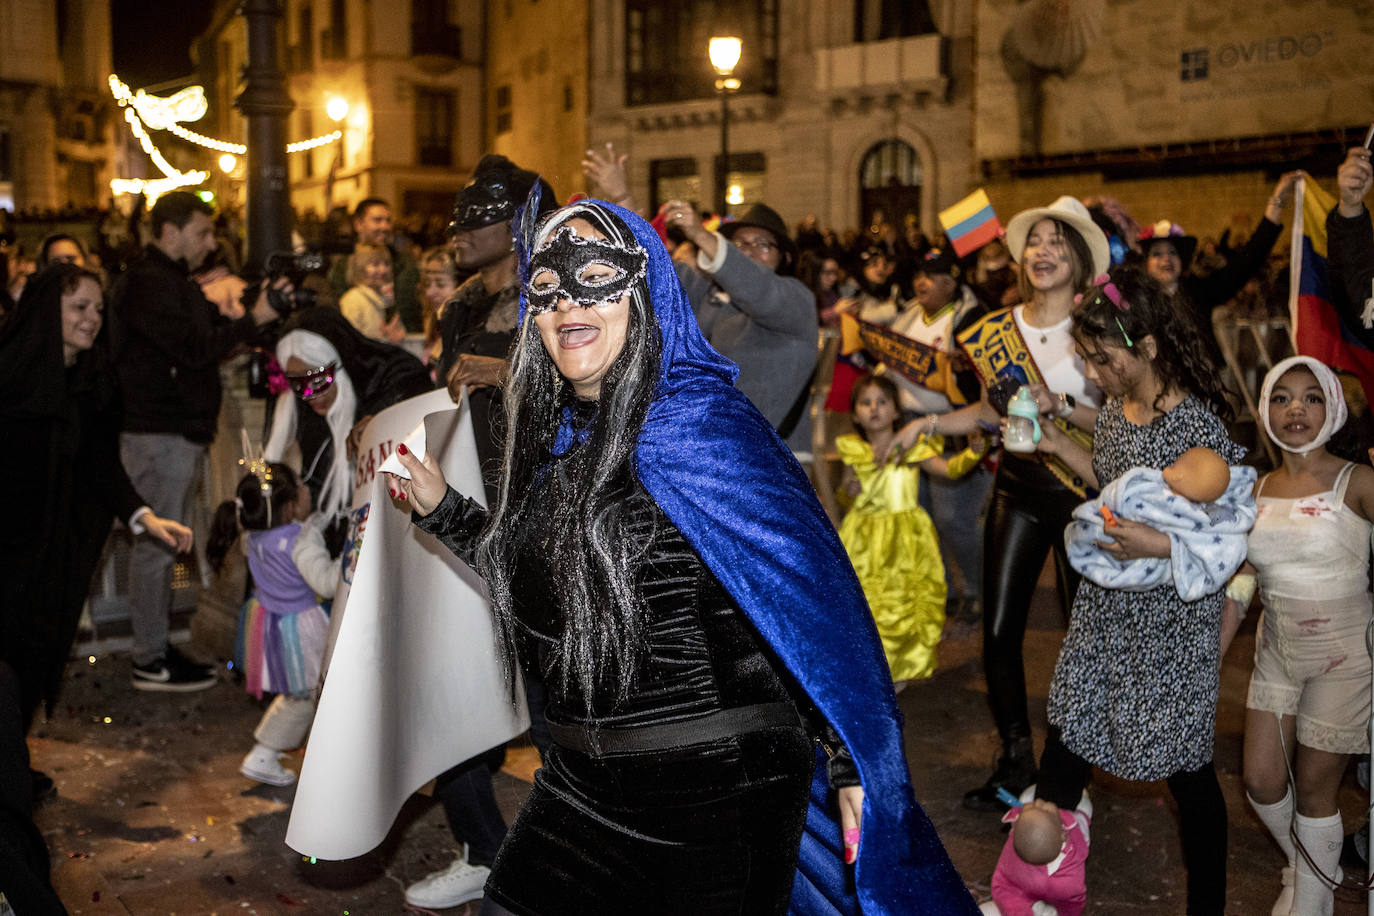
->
xmin=260 ymin=249 xmax=325 ymax=315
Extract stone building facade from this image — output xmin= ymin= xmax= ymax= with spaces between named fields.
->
xmin=572 ymin=0 xmax=976 ymax=237
xmin=194 ymin=0 xmax=486 ymax=222
xmin=0 ymin=0 xmax=117 ymax=211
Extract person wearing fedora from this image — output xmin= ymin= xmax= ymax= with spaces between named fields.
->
xmin=1138 ymin=171 xmax=1302 ymax=321
xmin=889 ymin=196 xmax=1108 ymax=812
xmin=662 ymin=199 xmax=819 ymax=457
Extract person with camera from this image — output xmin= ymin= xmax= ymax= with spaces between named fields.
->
xmin=108 ymin=191 xmax=282 ymax=692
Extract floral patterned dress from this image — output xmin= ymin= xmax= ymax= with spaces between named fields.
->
xmin=1047 ymin=396 xmax=1246 ymax=780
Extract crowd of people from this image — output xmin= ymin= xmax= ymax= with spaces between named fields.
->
xmin=1 ymin=139 xmax=1372 ymax=916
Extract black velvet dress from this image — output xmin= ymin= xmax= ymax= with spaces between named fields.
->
xmin=417 ymin=478 xmax=819 ymax=915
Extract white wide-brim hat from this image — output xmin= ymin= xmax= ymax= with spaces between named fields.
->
xmin=1005 ymin=195 xmax=1111 ymax=279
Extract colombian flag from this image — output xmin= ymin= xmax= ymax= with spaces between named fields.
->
xmin=939 ymin=189 xmax=1001 ymax=257
xmin=1290 ymin=176 xmax=1374 ymax=402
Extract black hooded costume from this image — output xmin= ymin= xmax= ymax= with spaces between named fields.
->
xmin=0 ymin=264 xmax=143 ymax=914
xmin=0 ymin=265 xmax=146 ymax=725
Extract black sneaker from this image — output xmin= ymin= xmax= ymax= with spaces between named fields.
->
xmin=131 ymin=646 xmax=216 ymax=692
xmin=962 ymin=743 xmax=1037 ymax=812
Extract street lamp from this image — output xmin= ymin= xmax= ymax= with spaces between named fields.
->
xmin=325 ymin=96 xmax=349 ymax=124
xmin=325 ymin=95 xmax=349 ymax=209
xmin=708 ymin=36 xmax=742 ymax=217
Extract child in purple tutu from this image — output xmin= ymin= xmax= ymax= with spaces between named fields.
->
xmin=207 ymin=461 xmax=338 ymax=786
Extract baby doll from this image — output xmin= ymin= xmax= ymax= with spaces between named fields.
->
xmin=981 ymin=795 xmax=1092 ymax=916
xmin=1064 ymin=446 xmax=1257 ymax=601
xmin=1161 ymin=446 xmax=1231 ymax=503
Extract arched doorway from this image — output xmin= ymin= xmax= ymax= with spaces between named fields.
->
xmin=858 ymin=139 xmax=922 ymax=234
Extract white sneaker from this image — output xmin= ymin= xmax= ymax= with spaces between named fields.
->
xmin=239 ymin=743 xmax=297 ymax=787
xmin=404 ymin=855 xmax=490 ymax=909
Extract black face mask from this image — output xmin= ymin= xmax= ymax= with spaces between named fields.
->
xmin=525 ymin=224 xmax=648 ymax=314
xmin=448 ymin=177 xmax=516 ymax=234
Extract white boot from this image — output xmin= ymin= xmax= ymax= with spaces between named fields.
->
xmin=1292 ymin=812 xmax=1343 ymax=916
xmin=239 ymin=742 xmax=297 ymax=786
xmin=1248 ymin=790 xmax=1297 ymax=915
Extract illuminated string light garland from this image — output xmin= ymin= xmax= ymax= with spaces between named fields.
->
xmin=107 ymin=73 xmax=344 ymax=199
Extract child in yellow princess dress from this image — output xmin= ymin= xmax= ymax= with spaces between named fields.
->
xmin=838 ymin=372 xmax=987 ymax=685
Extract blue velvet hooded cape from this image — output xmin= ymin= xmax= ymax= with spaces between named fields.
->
xmin=523 ymin=200 xmax=977 ymax=915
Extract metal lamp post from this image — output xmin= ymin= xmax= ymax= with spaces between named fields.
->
xmin=709 ymin=36 xmax=742 ymax=218
xmin=235 ymin=0 xmax=294 ymax=272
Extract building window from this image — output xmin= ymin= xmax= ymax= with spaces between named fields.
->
xmin=859 ymin=139 xmax=922 ymax=234
xmin=412 ymin=0 xmax=462 ymax=57
xmin=494 ymin=84 xmax=512 ymax=135
xmin=625 ymin=0 xmax=779 ymax=106
xmin=415 ymin=88 xmax=455 ymax=167
xmin=301 ymin=109 xmax=314 ymax=179
xmin=650 ymin=157 xmax=700 ymax=214
xmin=0 ymin=128 xmax=13 ymax=182
xmin=290 ymin=6 xmax=314 ymax=73
xmin=854 ymin=0 xmax=936 ymax=42
xmin=714 ymin=151 xmax=765 ymax=218
xmin=323 ymin=0 xmax=347 ymax=60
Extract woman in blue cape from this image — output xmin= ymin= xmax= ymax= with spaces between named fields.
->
xmin=389 ymin=199 xmax=975 ymax=915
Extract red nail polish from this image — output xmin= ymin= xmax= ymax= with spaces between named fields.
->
xmin=397 ymin=443 xmax=408 ymax=455
xmin=399 ymin=492 xmax=407 ymax=500
xmin=389 ymin=489 xmax=396 ymax=498
xmin=844 ymin=847 xmax=855 ymax=864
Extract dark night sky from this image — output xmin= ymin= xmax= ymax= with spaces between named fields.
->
xmin=111 ymin=0 xmax=216 ymax=89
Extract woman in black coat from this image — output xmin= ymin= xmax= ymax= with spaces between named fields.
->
xmin=0 ymin=264 xmax=190 ymax=912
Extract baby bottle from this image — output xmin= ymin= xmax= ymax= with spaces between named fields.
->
xmin=1003 ymin=386 xmax=1042 ymax=454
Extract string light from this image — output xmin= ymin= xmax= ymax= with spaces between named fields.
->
xmin=106 ymin=73 xmax=344 ymax=199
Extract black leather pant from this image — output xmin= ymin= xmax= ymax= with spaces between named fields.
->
xmin=981 ymin=455 xmax=1082 ymax=746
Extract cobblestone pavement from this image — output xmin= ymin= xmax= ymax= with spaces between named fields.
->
xmin=29 ymin=571 xmax=1373 ymax=914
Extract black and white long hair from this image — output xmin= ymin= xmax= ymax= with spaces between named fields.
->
xmin=475 ymin=202 xmax=663 ymax=709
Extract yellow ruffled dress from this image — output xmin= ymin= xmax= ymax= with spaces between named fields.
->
xmin=837 ymin=433 xmax=947 ymax=682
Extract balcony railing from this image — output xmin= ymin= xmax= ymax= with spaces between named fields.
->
xmin=814 ymin=34 xmax=944 ymax=94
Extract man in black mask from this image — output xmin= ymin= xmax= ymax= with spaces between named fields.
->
xmin=438 ymin=154 xmax=557 ymax=491
xmin=404 ymin=155 xmax=557 ymax=912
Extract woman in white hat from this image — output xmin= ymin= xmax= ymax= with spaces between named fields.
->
xmin=1235 ymin=356 xmax=1374 ymax=916
xmin=890 ymin=195 xmax=1108 ymax=811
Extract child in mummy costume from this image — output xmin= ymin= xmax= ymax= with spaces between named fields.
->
xmin=1235 ymin=356 xmax=1374 ymax=916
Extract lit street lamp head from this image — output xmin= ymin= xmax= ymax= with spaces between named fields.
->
xmin=708 ymin=36 xmax=742 ymax=76
xmin=325 ymin=96 xmax=349 ymax=123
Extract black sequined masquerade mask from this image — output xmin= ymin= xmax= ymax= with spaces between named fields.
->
xmin=285 ymin=361 xmax=337 ymax=400
xmin=449 ymin=178 xmax=516 ymax=234
xmin=525 ymin=224 xmax=648 ymax=314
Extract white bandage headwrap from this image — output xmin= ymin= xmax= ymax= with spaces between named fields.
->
xmin=1259 ymin=355 xmax=1348 ymax=456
